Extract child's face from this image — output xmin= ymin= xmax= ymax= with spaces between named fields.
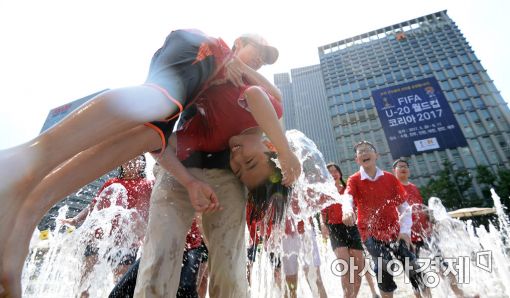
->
xmin=327 ymin=166 xmax=342 ymax=181
xmin=229 ymin=133 xmax=273 ymax=189
xmin=354 ymin=144 xmax=378 ymax=169
xmin=235 ymin=40 xmax=265 ymax=70
xmin=393 ymin=161 xmax=410 ymax=181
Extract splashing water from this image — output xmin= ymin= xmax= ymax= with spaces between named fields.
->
xmin=405 ymin=192 xmax=510 ymax=297
xmin=22 ymin=183 xmax=146 ymax=297
xmin=278 ymin=130 xmax=342 ymax=220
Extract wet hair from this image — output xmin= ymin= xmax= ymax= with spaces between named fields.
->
xmin=118 ymin=155 xmax=147 ymax=178
xmin=326 ymin=162 xmax=346 ymax=188
xmin=392 ymin=158 xmax=409 ymax=169
xmin=353 ymin=140 xmax=377 ymax=154
xmin=247 ymin=152 xmax=290 ymax=225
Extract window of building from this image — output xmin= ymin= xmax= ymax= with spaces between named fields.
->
xmin=456 ymin=114 xmax=474 ymax=138
xmin=415 ymin=155 xmax=428 ymax=175
xmin=459 ymin=54 xmax=470 ymax=63
xmin=451 ymin=56 xmax=461 ymax=66
xmin=459 ymin=147 xmax=476 ymax=168
xmin=451 ymin=149 xmax=464 ymax=169
xmin=440 ymin=81 xmax=451 ymax=91
xmin=462 ymin=99 xmax=474 ymax=110
xmin=451 ymin=102 xmax=462 ymax=113
xmin=471 ymin=74 xmax=482 ymax=84
xmin=456 ymin=89 xmax=467 ymax=99
xmin=455 ymin=66 xmax=466 ymax=76
xmin=424 ymin=153 xmax=438 ymax=173
xmin=467 ymin=86 xmax=478 ymax=97
xmin=495 ymin=134 xmax=510 ymax=161
xmin=469 ymin=111 xmax=487 ymax=135
xmin=473 ymin=97 xmax=485 ymax=109
xmin=480 ymin=109 xmax=496 ymax=132
xmin=492 ymin=108 xmax=510 ymax=130
xmin=451 ymin=78 xmax=461 ymax=89
xmin=481 ymin=137 xmax=501 ymax=164
xmin=465 ymin=64 xmax=476 ymax=73
xmin=446 ymin=68 xmax=455 ymax=78
xmin=436 ymin=71 xmax=446 ymax=81
xmin=342 ymin=123 xmax=351 ymax=135
xmin=468 ymin=139 xmax=488 ymax=164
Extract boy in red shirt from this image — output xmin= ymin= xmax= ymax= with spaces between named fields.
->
xmin=342 ymin=141 xmax=429 ymax=298
xmin=392 ymin=159 xmax=432 ymax=254
xmin=393 ymin=158 xmax=475 ymax=298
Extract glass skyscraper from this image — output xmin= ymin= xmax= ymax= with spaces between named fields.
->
xmin=276 ymin=10 xmax=510 ymax=197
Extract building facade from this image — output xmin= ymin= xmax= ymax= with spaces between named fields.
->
xmin=278 ymin=10 xmax=510 ymax=198
xmin=275 ymin=65 xmax=341 ymax=164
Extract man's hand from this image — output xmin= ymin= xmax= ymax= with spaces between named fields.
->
xmin=397 ymin=233 xmax=411 ymax=248
xmin=342 ymin=211 xmax=356 ymax=226
xmin=225 ymin=56 xmax=247 ymax=87
xmin=278 ymin=150 xmax=301 ymax=186
xmin=184 ymin=179 xmax=221 ymax=213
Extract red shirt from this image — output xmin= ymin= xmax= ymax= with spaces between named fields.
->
xmin=185 ymin=219 xmax=203 ymax=250
xmin=321 ymin=186 xmax=345 ymax=225
xmin=176 ymin=84 xmax=282 ymax=160
xmin=346 ymin=171 xmax=406 ymax=242
xmin=91 ymin=177 xmax=153 ymax=239
xmin=403 ymin=183 xmax=432 ymax=243
xmin=93 ymin=177 xmax=154 ymax=222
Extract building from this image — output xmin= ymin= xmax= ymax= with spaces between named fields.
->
xmin=275 ymin=65 xmax=341 ymax=164
xmin=277 ymin=10 xmax=510 ymax=198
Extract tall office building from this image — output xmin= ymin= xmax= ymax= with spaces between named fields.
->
xmin=278 ymin=10 xmax=510 ymax=198
xmin=275 ymin=65 xmax=340 ymax=163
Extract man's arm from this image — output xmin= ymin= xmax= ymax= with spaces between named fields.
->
xmin=152 ymin=135 xmax=220 ymax=213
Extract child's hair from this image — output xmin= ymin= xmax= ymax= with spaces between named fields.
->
xmin=353 ymin=140 xmax=377 ymax=153
xmin=326 ymin=162 xmax=346 ymax=188
xmin=118 ymin=155 xmax=147 ymax=178
xmin=247 ymin=152 xmax=290 ymax=225
xmin=392 ymin=158 xmax=409 ymax=169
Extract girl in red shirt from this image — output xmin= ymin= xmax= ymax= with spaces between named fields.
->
xmin=321 ymin=163 xmax=366 ymax=298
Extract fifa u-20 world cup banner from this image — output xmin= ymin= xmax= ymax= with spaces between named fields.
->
xmin=372 ymin=77 xmax=467 ymax=158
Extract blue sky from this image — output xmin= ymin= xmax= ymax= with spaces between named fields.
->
xmin=1 ymin=0 xmax=508 ymax=149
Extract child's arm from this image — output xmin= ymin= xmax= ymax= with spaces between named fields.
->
xmin=152 ymin=136 xmax=220 ymax=213
xmin=243 ymin=86 xmax=301 ymax=186
xmin=225 ymin=56 xmax=282 ymax=102
xmin=397 ymin=201 xmax=412 ymax=246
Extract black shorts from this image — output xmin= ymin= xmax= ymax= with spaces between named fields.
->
xmin=145 ymin=29 xmax=218 ymax=153
xmin=247 ymin=244 xmax=257 ymax=263
xmin=327 ymin=223 xmax=363 ymax=250
xmin=269 ymin=252 xmax=281 ymax=269
xmin=84 ymin=244 xmax=99 ymax=257
xmin=364 ymin=237 xmax=427 ymax=293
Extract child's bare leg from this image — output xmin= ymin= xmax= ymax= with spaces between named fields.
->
xmin=0 ymin=85 xmax=176 ymax=288
xmin=1 ymin=126 xmax=161 ymax=297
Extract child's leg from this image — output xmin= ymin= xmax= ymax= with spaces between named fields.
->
xmin=1 ymin=125 xmax=161 ymax=297
xmin=0 ymin=85 xmax=179 ymax=261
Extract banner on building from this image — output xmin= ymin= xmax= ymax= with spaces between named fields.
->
xmin=372 ymin=77 xmax=467 ymax=158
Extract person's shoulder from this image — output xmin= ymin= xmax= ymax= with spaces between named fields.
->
xmin=350 ymin=171 xmax=361 ymax=179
